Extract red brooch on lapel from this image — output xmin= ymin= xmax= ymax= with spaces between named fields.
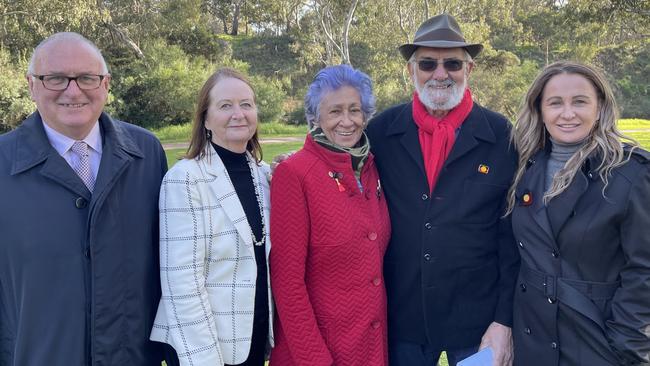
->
xmin=521 ymin=191 xmax=533 ymax=206
xmin=328 ymin=171 xmax=346 ymax=192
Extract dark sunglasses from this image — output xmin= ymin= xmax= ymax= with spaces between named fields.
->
xmin=414 ymin=59 xmax=466 ymax=72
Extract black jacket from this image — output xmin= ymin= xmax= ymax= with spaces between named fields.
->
xmin=0 ymin=112 xmax=174 ymax=365
xmin=512 ymin=145 xmax=650 ymax=366
xmin=367 ymin=102 xmax=519 ymax=349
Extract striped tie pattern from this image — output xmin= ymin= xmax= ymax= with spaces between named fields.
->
xmin=71 ymin=141 xmax=95 ymax=192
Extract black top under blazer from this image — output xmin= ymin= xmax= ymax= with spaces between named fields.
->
xmin=366 ymin=102 xmax=520 ymax=349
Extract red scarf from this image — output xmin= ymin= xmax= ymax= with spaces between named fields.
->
xmin=412 ymin=88 xmax=473 ymax=192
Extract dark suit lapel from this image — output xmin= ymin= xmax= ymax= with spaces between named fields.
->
xmin=546 ymin=170 xmax=589 ymax=239
xmin=39 ymin=155 xmax=91 ymax=198
xmin=445 ymin=105 xmax=496 ymax=168
xmin=517 ymin=151 xmax=555 ymax=243
xmin=386 ymin=103 xmax=427 ymax=179
xmin=91 ymin=113 xmax=143 ymax=205
xmin=12 ymin=112 xmax=90 ymax=198
xmin=400 ymin=121 xmax=427 ymax=177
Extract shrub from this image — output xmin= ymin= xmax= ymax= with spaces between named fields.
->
xmin=167 ymin=27 xmax=233 ymax=63
xmin=110 ymin=40 xmax=212 ymax=128
xmin=250 ymin=75 xmax=286 ymax=123
xmin=0 ymin=51 xmax=34 ymax=132
xmin=374 ymin=78 xmax=410 ymax=114
xmin=285 ymin=105 xmax=306 ymax=125
xmin=471 ymin=58 xmax=539 ymax=121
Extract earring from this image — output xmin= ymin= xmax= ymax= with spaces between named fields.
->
xmin=205 ymin=128 xmax=212 ymax=140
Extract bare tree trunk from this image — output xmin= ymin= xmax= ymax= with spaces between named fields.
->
xmin=341 ymin=0 xmax=360 ymax=64
xmin=314 ymin=0 xmax=361 ymax=65
xmin=232 ymin=1 xmax=241 ymax=35
xmin=316 ymin=3 xmax=343 ymax=64
xmin=221 ymin=16 xmax=229 ymax=33
xmin=0 ymin=10 xmax=29 ymax=17
xmin=95 ymin=0 xmax=145 ymax=59
xmin=104 ymin=22 xmax=145 ymax=59
xmin=397 ymin=1 xmax=411 ymax=43
xmin=545 ymin=39 xmax=549 ymax=65
xmin=325 ymin=37 xmax=334 ymax=64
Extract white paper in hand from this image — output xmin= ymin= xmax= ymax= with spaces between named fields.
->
xmin=457 ymin=347 xmax=493 ymax=366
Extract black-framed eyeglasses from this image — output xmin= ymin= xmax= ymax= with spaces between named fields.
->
xmin=413 ymin=59 xmax=467 ymax=72
xmin=32 ymin=74 xmax=107 ymax=91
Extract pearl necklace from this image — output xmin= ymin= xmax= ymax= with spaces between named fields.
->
xmin=246 ymin=155 xmax=266 ymax=247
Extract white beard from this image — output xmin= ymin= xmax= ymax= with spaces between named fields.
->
xmin=415 ymin=76 xmax=466 ymax=112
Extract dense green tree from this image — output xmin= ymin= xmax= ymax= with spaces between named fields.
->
xmin=1 ymin=0 xmax=648 ymax=130
xmin=0 ymin=49 xmax=32 ymax=131
xmin=109 ymin=40 xmax=213 ymax=128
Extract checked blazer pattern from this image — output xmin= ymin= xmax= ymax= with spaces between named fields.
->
xmin=150 ymin=145 xmax=273 ymax=366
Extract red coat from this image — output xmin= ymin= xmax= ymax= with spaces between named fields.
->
xmin=269 ymin=135 xmax=390 ymax=366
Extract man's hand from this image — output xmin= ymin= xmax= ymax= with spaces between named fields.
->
xmin=479 ymin=322 xmax=513 ymax=366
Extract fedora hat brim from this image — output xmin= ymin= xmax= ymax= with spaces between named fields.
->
xmin=399 ymin=41 xmax=483 ymax=61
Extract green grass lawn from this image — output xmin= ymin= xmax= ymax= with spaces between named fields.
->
xmin=616 ymin=119 xmax=650 ymax=150
xmin=623 ymin=132 xmax=650 ymax=150
xmin=164 ymin=131 xmax=650 ymax=168
xmin=164 ymin=148 xmax=187 ymax=167
xmin=154 ymin=122 xmax=307 ymax=143
xmin=165 ymin=141 xmax=305 ymax=168
xmin=165 ymin=134 xmax=650 ymax=168
xmin=260 ymin=141 xmax=305 ymax=161
xmin=617 ymin=118 xmax=650 ymax=131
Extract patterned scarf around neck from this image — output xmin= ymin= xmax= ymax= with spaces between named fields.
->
xmin=310 ymin=127 xmax=370 ymax=178
xmin=412 ymin=87 xmax=473 ymax=192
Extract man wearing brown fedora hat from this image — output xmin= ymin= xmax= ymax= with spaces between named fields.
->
xmin=366 ymin=13 xmax=519 ymax=366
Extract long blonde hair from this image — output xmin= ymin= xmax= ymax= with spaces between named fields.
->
xmin=506 ymin=61 xmax=636 ymax=214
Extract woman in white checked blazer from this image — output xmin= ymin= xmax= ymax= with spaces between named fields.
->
xmin=151 ymin=68 xmax=273 ymax=366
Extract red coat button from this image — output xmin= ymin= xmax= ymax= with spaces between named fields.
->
xmin=368 ymin=232 xmax=378 ymax=241
xmin=372 ymin=278 xmax=381 ymax=286
xmin=371 ymin=321 xmax=380 ymax=329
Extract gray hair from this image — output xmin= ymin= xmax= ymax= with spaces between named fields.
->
xmin=304 ymin=64 xmax=376 ymax=128
xmin=27 ymin=32 xmax=109 ymax=75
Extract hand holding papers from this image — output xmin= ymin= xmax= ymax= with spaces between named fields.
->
xmin=457 ymin=347 xmax=494 ymax=366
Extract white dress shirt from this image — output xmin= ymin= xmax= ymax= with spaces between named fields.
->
xmin=42 ymin=121 xmax=103 ymax=180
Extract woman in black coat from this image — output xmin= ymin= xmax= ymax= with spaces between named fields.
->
xmin=507 ymin=61 xmax=650 ymax=365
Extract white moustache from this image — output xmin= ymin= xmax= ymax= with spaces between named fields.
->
xmin=425 ymin=79 xmax=455 ymax=88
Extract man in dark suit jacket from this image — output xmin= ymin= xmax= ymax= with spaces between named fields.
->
xmin=366 ymin=14 xmax=519 ymax=366
xmin=0 ymin=32 xmax=176 ymax=365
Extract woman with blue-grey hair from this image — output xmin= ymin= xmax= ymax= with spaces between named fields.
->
xmin=269 ymin=64 xmax=391 ymax=366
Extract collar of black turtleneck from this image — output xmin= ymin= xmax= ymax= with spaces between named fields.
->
xmin=545 ymin=137 xmax=585 ymax=192
xmin=211 ymin=142 xmax=249 ymax=171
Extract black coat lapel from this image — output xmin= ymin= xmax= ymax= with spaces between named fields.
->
xmin=386 ymin=103 xmax=427 ymax=179
xmin=517 ymin=150 xmax=555 ymax=243
xmin=400 ymin=120 xmax=426 ymax=178
xmin=445 ymin=105 xmax=496 ymax=167
xmin=546 ymin=170 xmax=589 ymax=239
xmin=90 ymin=113 xmax=143 ymax=206
xmin=12 ymin=112 xmax=90 ymax=198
